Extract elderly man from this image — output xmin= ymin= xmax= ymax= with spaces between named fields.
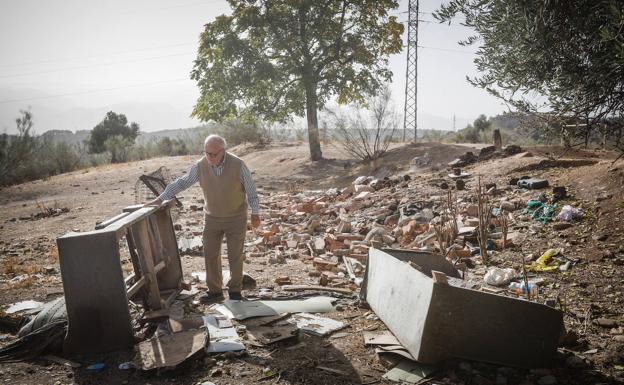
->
xmin=147 ymin=134 xmax=260 ymax=302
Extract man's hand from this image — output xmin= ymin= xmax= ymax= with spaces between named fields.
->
xmin=250 ymin=214 xmax=261 ymax=228
xmin=144 ymin=197 xmax=163 ymax=207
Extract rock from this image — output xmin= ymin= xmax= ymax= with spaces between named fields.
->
xmin=479 ymin=145 xmax=497 ymax=157
xmin=503 ymin=145 xmax=522 ymax=155
xmin=552 ymin=186 xmax=567 ymax=200
xmin=204 ymin=357 xmax=217 ymax=367
xmin=500 ymin=201 xmax=515 ymax=212
xmin=602 ymin=250 xmax=615 ymax=259
xmin=596 ymin=193 xmax=613 ymax=202
xmin=594 ymin=318 xmax=618 ymax=327
xmin=553 ymin=222 xmax=573 ymax=231
xmin=456 ymin=179 xmax=466 ymax=191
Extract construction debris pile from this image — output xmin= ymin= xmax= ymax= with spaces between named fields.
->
xmin=1 ymin=147 xmax=623 ymax=385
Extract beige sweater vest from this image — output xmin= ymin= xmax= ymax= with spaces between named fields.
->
xmin=197 ymin=152 xmax=247 ymax=217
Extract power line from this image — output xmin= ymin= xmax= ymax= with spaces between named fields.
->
xmin=0 ymin=52 xmax=195 ymax=80
xmin=0 ymin=78 xmax=191 ymax=105
xmin=398 ymin=18 xmax=470 ymax=27
xmin=418 ymin=45 xmax=475 ymax=54
xmin=115 ymin=0 xmax=224 ymax=16
xmin=0 ymin=42 xmax=195 ymax=70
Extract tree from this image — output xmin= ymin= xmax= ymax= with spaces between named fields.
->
xmin=88 ymin=111 xmax=139 ymax=154
xmin=330 ymin=84 xmax=398 ymax=161
xmin=434 ymin=1 xmax=624 ymax=139
xmin=0 ymin=109 xmax=40 ymax=185
xmin=191 ymin=0 xmax=403 ymax=161
xmin=473 ymin=114 xmax=491 ymax=132
xmin=104 ymin=135 xmax=133 ymax=163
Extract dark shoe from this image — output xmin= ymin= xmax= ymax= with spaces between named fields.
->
xmin=228 ymin=292 xmax=245 ymax=301
xmin=199 ymin=292 xmax=224 ymax=304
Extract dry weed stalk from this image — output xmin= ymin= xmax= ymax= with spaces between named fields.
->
xmin=434 ymin=190 xmax=460 ymax=255
xmin=476 ymin=176 xmax=492 ymax=265
xmin=519 ymin=254 xmax=532 ymax=301
xmin=501 ymin=212 xmax=509 ymax=250
xmin=447 ymin=190 xmax=459 ymax=239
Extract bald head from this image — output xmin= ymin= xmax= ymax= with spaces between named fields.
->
xmin=204 ymin=134 xmax=226 ymax=149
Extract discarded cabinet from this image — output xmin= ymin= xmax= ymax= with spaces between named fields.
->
xmin=362 ymin=248 xmax=563 ymax=368
xmin=57 ymin=202 xmax=183 ymax=354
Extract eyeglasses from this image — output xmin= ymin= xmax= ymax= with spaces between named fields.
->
xmin=204 ymin=149 xmax=223 ymax=158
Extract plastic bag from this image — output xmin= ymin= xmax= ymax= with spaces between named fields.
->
xmin=484 ymin=267 xmax=516 ymax=286
xmin=525 ymin=248 xmax=561 ymax=272
xmin=557 ymin=205 xmax=583 ymax=222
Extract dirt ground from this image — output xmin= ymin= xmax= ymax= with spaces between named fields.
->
xmin=0 ymin=141 xmax=623 ymax=385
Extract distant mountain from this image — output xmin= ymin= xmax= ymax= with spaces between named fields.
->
xmin=0 ymin=87 xmax=201 ymax=134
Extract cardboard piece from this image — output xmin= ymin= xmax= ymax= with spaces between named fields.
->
xmin=240 ymin=313 xmax=291 ymax=328
xmin=375 ymin=345 xmax=417 ymax=361
xmin=289 ymin=313 xmax=346 ymax=336
xmin=168 ymin=316 xmax=204 ymax=333
xmin=246 ymin=322 xmax=299 ymax=345
xmin=133 ymin=329 xmax=207 ymax=370
xmin=5 ymin=301 xmax=44 ymax=314
xmin=363 ymin=331 xmax=401 ymax=346
xmin=382 ymin=360 xmax=437 ymax=383
xmin=203 ymin=315 xmax=245 ymax=353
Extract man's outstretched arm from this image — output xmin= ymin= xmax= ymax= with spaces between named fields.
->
xmin=145 ymin=163 xmax=200 ymax=206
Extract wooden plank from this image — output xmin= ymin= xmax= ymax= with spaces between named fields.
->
xmin=154 ymin=260 xmax=166 ymax=274
xmin=127 ymin=276 xmax=147 ymax=299
xmin=163 ymin=288 xmax=180 ymax=308
xmin=147 ymin=216 xmax=164 ymax=265
xmin=125 ymin=229 xmax=147 ymax=304
xmin=124 ymin=273 xmax=135 ymax=287
xmin=130 ymin=219 xmax=162 ymax=310
xmin=95 ymin=211 xmax=130 ymax=230
xmin=342 ymin=256 xmax=356 ymax=280
xmin=153 ymin=208 xmax=183 ymax=290
xmin=431 ymin=271 xmax=448 ymax=285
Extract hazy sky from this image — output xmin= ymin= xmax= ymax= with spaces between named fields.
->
xmin=0 ymin=0 xmax=507 ymax=134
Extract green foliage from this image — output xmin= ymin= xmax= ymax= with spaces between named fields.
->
xmin=156 ymin=137 xmax=188 ymax=156
xmin=103 ymin=135 xmax=133 ymax=163
xmin=473 ymin=114 xmax=491 ymax=131
xmin=214 ymin=119 xmax=271 ymax=147
xmin=88 ymin=111 xmax=140 ymax=154
xmin=0 ymin=110 xmax=84 ymax=186
xmin=434 ymin=0 xmax=624 ymax=136
xmin=0 ymin=110 xmax=38 ymax=185
xmin=191 ymin=0 xmax=404 ymax=160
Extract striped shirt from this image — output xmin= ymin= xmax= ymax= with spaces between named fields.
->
xmin=158 ymin=156 xmax=260 ymax=214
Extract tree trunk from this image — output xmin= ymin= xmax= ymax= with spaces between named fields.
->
xmin=493 ymin=129 xmax=502 ymax=150
xmin=304 ymin=81 xmax=323 ymax=161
